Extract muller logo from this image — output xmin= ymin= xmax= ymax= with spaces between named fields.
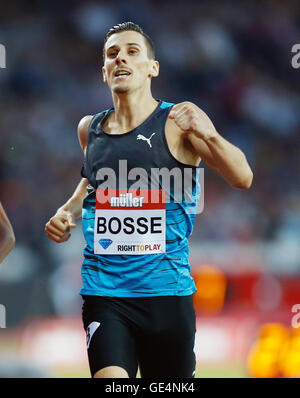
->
xmin=110 ymin=193 xmax=144 ymax=207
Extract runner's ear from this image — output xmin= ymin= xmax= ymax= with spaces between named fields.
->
xmin=102 ymin=66 xmax=107 ymax=83
xmin=149 ymin=60 xmax=159 ymax=78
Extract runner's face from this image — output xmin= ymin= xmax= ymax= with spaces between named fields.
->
xmin=102 ymin=31 xmax=158 ymax=94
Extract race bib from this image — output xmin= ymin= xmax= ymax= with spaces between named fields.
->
xmin=94 ymin=189 xmax=166 ymax=255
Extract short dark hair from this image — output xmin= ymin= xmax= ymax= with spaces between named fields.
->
xmin=103 ymin=22 xmax=155 ymax=61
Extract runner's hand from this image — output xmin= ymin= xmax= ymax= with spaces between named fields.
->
xmin=168 ymin=101 xmax=217 ymax=141
xmin=45 ymin=211 xmax=76 ymax=243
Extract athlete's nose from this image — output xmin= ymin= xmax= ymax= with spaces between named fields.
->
xmin=115 ymin=50 xmax=127 ymax=65
xmin=116 ymin=57 xmax=126 ymax=65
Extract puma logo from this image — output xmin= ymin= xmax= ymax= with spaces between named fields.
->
xmin=137 ymin=133 xmax=156 ymax=148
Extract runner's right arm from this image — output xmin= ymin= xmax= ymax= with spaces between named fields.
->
xmin=45 ymin=115 xmax=93 ymax=243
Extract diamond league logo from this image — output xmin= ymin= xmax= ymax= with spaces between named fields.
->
xmin=99 ymin=239 xmax=113 ymax=249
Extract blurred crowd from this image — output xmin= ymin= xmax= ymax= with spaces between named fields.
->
xmin=0 ymin=0 xmax=300 ymax=324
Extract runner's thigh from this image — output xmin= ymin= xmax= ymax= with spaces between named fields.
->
xmin=138 ymin=295 xmax=196 ymax=378
xmin=82 ymin=295 xmax=138 ymax=378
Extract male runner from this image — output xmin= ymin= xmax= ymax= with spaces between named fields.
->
xmin=0 ymin=202 xmax=15 ymax=264
xmin=45 ymin=22 xmax=253 ymax=378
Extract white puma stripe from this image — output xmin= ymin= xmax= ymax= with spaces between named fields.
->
xmin=86 ymin=321 xmax=101 ymax=349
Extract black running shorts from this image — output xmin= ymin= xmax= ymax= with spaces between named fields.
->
xmin=81 ymin=294 xmax=196 ymax=378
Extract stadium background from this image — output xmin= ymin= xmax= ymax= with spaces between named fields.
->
xmin=0 ymin=0 xmax=300 ymax=377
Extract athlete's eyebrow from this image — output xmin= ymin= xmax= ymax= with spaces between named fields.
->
xmin=107 ymin=43 xmax=142 ymax=52
xmin=126 ymin=43 xmax=141 ymax=47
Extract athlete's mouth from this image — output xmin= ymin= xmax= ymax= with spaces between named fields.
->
xmin=114 ymin=69 xmax=132 ymax=78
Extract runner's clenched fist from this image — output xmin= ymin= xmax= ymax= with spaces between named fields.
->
xmin=168 ymin=101 xmax=217 ymax=141
xmin=45 ymin=211 xmax=76 ymax=243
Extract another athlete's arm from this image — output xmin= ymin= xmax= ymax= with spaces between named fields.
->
xmin=169 ymin=102 xmax=253 ymax=189
xmin=0 ymin=203 xmax=15 ymax=264
xmin=45 ymin=115 xmax=93 ymax=243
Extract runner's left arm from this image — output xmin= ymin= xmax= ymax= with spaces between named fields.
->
xmin=169 ymin=102 xmax=253 ymax=189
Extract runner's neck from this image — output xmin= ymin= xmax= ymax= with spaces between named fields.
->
xmin=106 ymin=93 xmax=158 ymax=134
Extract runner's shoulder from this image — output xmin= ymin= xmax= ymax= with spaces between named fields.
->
xmin=78 ymin=115 xmax=93 ymax=153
